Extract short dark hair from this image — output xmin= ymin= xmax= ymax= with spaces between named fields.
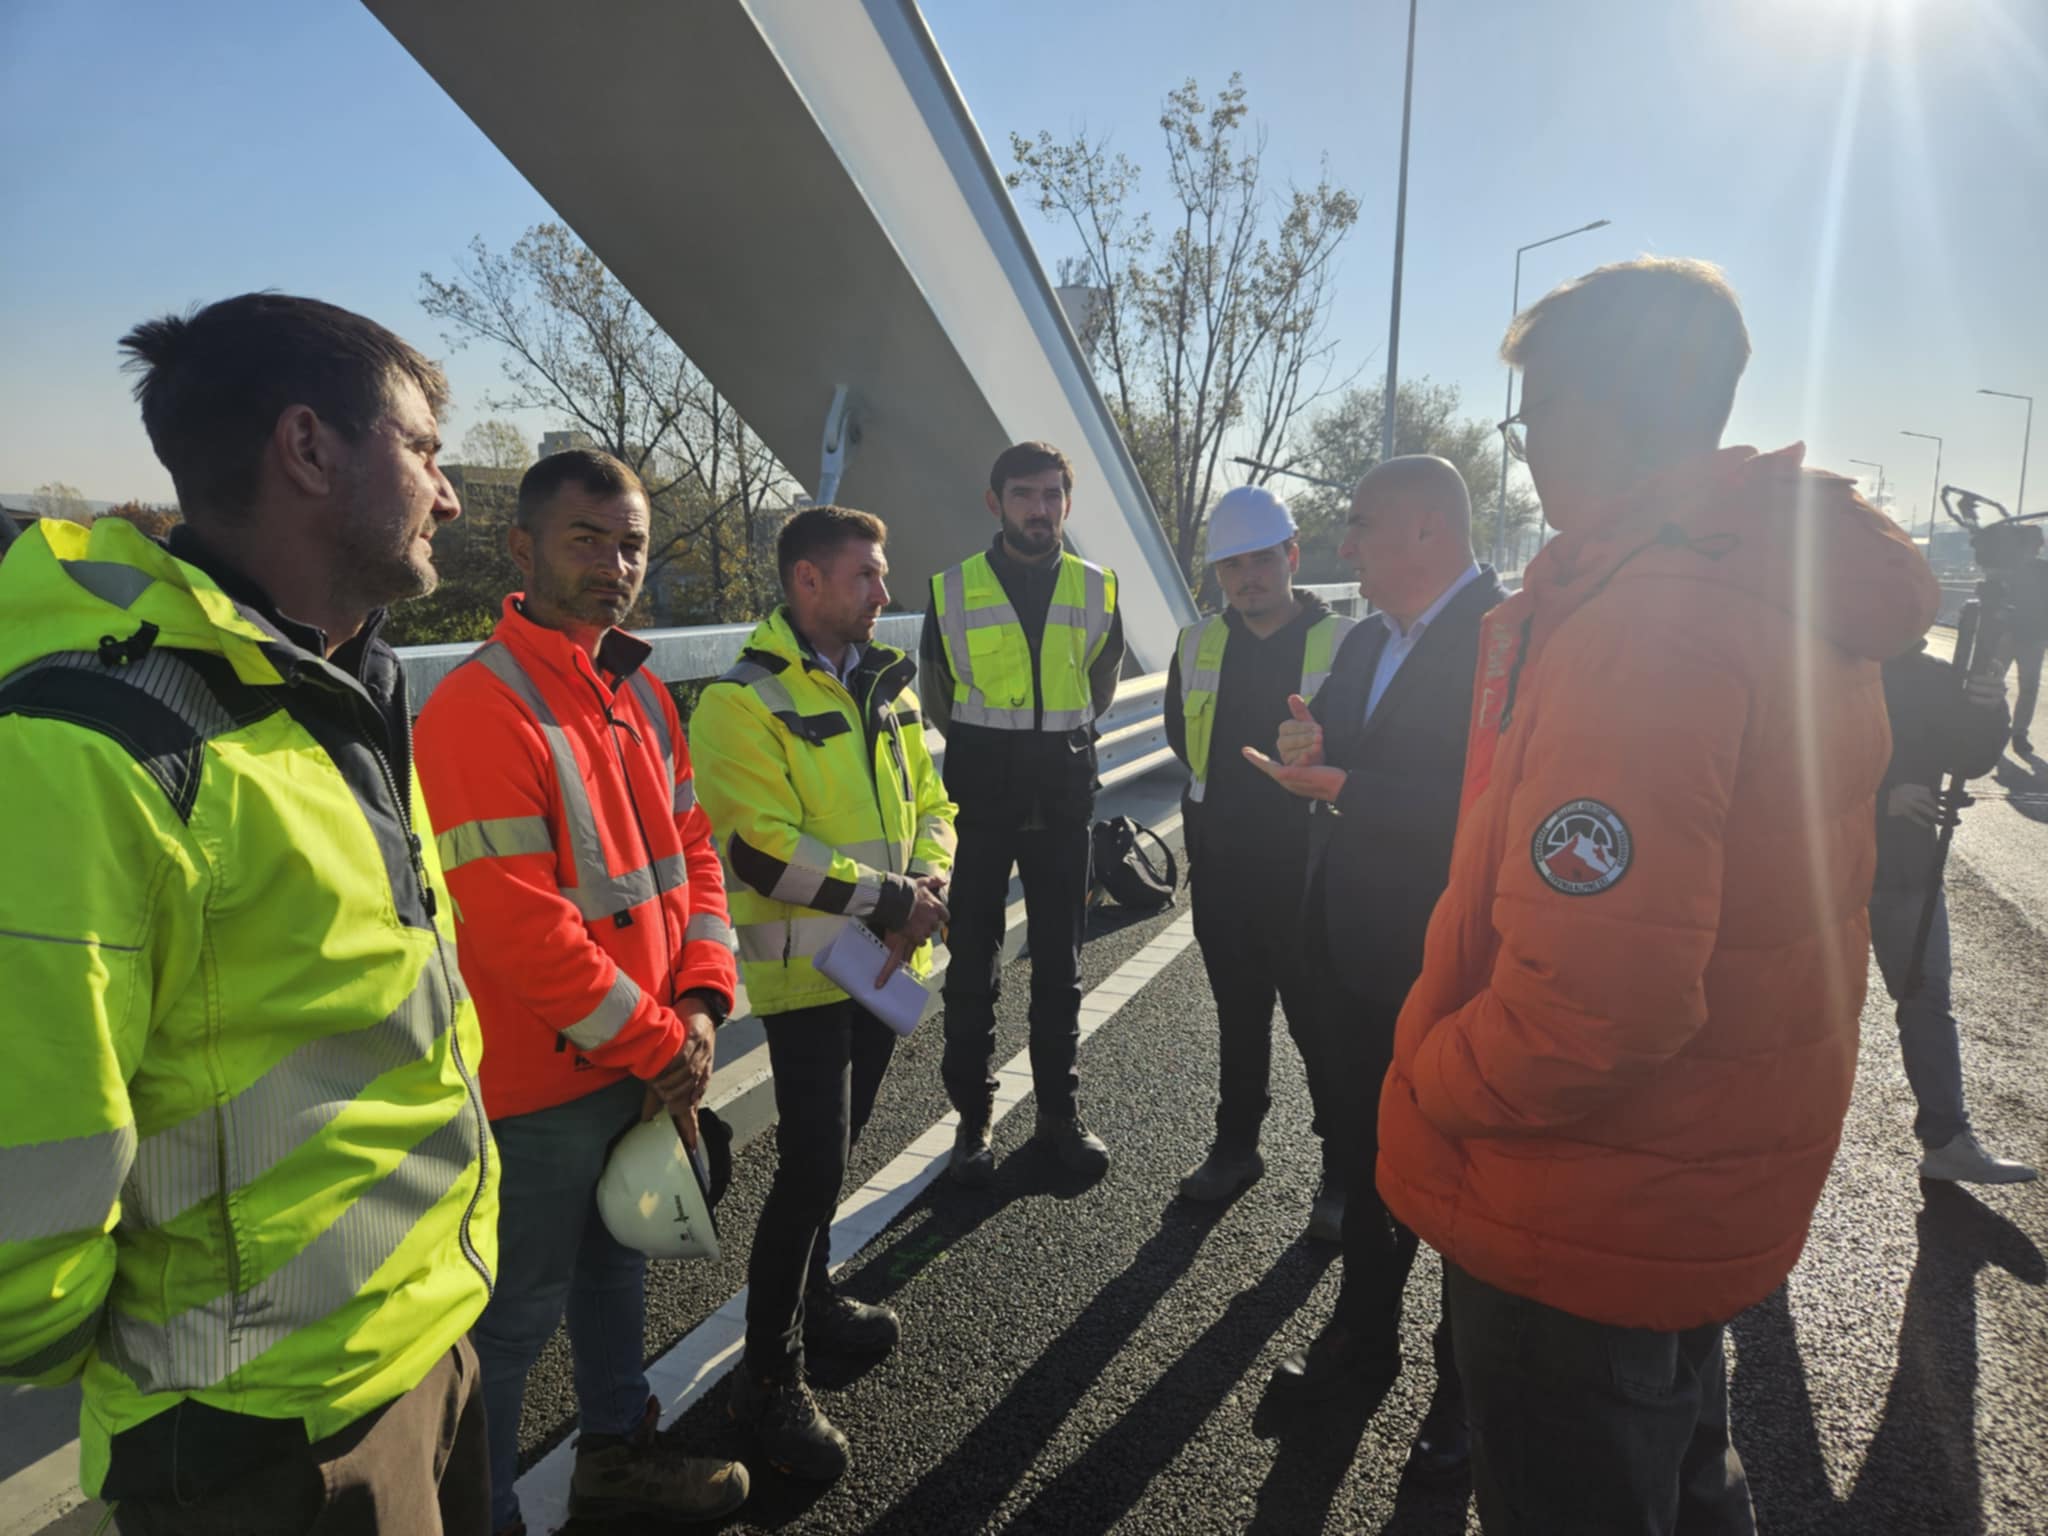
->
xmin=989 ymin=441 xmax=1074 ymax=497
xmin=119 ymin=292 xmax=449 ymax=524
xmin=1501 ymin=258 xmax=1751 ymax=440
xmin=777 ymin=505 xmax=886 ymax=589
xmin=516 ymin=448 xmax=646 ymax=531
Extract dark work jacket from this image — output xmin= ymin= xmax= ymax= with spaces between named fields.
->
xmin=919 ymin=535 xmax=1126 ymax=821
xmin=1308 ymin=568 xmax=1507 ymax=1006
xmin=1873 ymin=643 xmax=2011 ymax=890
xmin=1164 ymin=594 xmax=1332 ymax=878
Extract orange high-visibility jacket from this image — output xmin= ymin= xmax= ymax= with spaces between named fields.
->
xmin=415 ymin=598 xmax=737 ymax=1120
xmin=1378 ymin=445 xmax=1941 ymax=1331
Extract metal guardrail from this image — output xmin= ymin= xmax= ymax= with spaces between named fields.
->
xmin=394 ymin=614 xmax=1182 ymax=789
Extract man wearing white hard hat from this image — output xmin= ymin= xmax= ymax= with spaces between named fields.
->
xmin=1165 ymin=485 xmax=1355 ymax=1233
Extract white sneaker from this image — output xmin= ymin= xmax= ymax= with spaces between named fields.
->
xmin=1918 ymin=1131 xmax=2038 ymax=1185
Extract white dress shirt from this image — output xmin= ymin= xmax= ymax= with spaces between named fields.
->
xmin=1365 ymin=562 xmax=1483 ymax=722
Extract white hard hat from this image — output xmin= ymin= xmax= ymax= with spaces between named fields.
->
xmin=597 ymin=1115 xmax=722 ymax=1262
xmin=1205 ymin=485 xmax=1298 ymax=564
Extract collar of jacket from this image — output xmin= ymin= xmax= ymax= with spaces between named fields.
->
xmin=986 ymin=532 xmax=1068 ymax=582
xmin=494 ymin=593 xmax=653 ymax=702
xmin=0 ymin=515 xmax=384 ymax=702
xmin=163 ymin=525 xmax=398 ymax=700
xmin=1220 ymin=588 xmax=1331 ymax=642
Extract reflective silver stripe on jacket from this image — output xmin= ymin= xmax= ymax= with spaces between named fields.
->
xmin=625 ymin=672 xmax=674 ymax=786
xmin=565 ymin=969 xmax=644 ymax=1051
xmin=0 ymin=1124 xmax=137 ymax=1243
xmin=435 ymin=816 xmax=554 ymax=873
xmin=104 ymin=1106 xmax=477 ymax=1397
xmin=120 ymin=944 xmax=469 ymax=1231
xmin=674 ymin=778 xmax=697 ymax=817
xmin=469 ymin=644 xmax=680 ymax=919
xmin=685 ymin=912 xmax=738 ymax=951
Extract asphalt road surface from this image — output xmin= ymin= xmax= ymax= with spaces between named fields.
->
xmin=509 ymin=762 xmax=2048 ymax=1533
xmin=6 ymin=697 xmax=2044 ymax=1535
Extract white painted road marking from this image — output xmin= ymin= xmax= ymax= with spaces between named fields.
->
xmin=513 ymin=910 xmax=1199 ymax=1534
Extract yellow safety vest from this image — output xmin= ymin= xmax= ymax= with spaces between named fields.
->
xmin=929 ymin=551 xmax=1118 ymax=731
xmin=1177 ymin=610 xmax=1355 ymax=803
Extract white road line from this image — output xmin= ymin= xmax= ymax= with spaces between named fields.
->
xmin=0 ymin=1439 xmax=95 ymax=1536
xmin=513 ymin=909 xmax=1199 ymax=1534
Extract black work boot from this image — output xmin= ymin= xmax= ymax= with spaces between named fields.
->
xmin=727 ymin=1360 xmax=850 ymax=1483
xmin=1179 ymin=1139 xmax=1264 ymax=1203
xmin=1307 ymin=1175 xmax=1346 ymax=1243
xmin=1405 ymin=1394 xmax=1471 ymax=1486
xmin=1033 ymin=1109 xmax=1110 ymax=1176
xmin=803 ymin=1285 xmax=902 ymax=1357
xmin=570 ymin=1394 xmax=750 ymax=1524
xmin=948 ymin=1119 xmax=995 ymax=1187
xmin=1267 ymin=1321 xmax=1401 ymax=1414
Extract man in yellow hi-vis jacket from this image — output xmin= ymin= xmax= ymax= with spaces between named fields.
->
xmin=690 ymin=506 xmax=956 ymax=1485
xmin=920 ymin=442 xmax=1124 ymax=1187
xmin=0 ymin=294 xmax=496 ymax=1534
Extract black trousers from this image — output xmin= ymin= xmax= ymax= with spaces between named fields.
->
xmin=940 ymin=807 xmax=1089 ymax=1124
xmin=2008 ymin=634 xmax=2043 ymax=741
xmin=745 ymin=1001 xmax=897 ymax=1369
xmin=1189 ymin=851 xmax=1336 ymax=1165
xmin=1320 ymin=970 xmax=1455 ymax=1394
xmin=1448 ymin=1263 xmax=1754 ymax=1535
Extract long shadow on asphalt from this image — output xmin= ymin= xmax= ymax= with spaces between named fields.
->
xmin=1993 ymin=752 xmax=2048 ymax=824
xmin=1731 ymin=1184 xmax=2046 ymax=1535
xmin=861 ymin=1197 xmax=1229 ymax=1534
xmin=999 ymin=1238 xmax=1333 ymax=1534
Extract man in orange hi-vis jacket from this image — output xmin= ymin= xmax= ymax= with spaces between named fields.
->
xmin=415 ymin=449 xmax=748 ymax=1536
xmin=1375 ymin=259 xmax=1940 ymax=1535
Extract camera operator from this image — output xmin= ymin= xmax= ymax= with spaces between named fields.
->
xmin=1978 ymin=521 xmax=2048 ymax=756
xmin=1869 ymin=636 xmax=2037 ymax=1183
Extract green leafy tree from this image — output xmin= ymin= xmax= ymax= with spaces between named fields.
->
xmin=1011 ymin=76 xmax=1360 ymax=585
xmin=1280 ymin=379 xmax=1542 ymax=581
xmin=421 ymin=224 xmax=792 ymax=624
xmin=460 ymin=418 xmax=534 ymax=473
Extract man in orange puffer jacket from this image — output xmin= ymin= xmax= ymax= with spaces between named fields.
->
xmin=1377 ymin=258 xmax=1940 ymax=1534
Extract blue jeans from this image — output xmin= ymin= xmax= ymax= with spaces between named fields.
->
xmin=1867 ymin=883 xmax=1970 ymax=1149
xmin=473 ymin=1077 xmax=651 ymax=1532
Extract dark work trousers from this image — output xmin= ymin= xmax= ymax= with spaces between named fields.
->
xmin=1319 ymin=956 xmax=1455 ymax=1396
xmin=745 ymin=1000 xmax=898 ymax=1371
xmin=1189 ymin=849 xmax=1334 ymax=1165
xmin=940 ymin=807 xmax=1090 ymax=1125
xmin=2009 ymin=634 xmax=2044 ymax=743
xmin=1447 ymin=1263 xmax=1754 ymax=1535
xmin=112 ymin=1338 xmax=491 ymax=1536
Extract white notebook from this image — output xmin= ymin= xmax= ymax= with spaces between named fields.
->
xmin=813 ymin=918 xmax=931 ymax=1036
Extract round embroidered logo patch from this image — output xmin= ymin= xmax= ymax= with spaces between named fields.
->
xmin=1531 ymin=799 xmax=1632 ymax=896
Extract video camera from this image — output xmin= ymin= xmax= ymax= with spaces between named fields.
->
xmin=1901 ymin=486 xmax=2045 ymax=994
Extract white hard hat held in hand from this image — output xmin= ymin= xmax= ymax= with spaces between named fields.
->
xmin=598 ymin=1114 xmax=722 ymax=1261
xmin=1205 ymin=485 xmax=1298 ymax=565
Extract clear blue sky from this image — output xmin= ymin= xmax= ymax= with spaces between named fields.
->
xmin=3 ymin=0 xmax=2043 ymax=530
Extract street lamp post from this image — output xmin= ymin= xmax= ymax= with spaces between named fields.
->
xmin=1901 ymin=429 xmax=1943 ymax=562
xmin=1849 ymin=457 xmax=1887 ymax=511
xmin=1490 ymin=218 xmax=1611 ymax=571
xmin=1979 ymin=388 xmax=2035 ymax=517
xmin=1381 ymin=0 xmax=1419 ymax=463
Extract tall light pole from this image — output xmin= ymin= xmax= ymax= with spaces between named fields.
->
xmin=1849 ymin=457 xmax=1887 ymax=511
xmin=1979 ymin=387 xmax=2035 ymax=516
xmin=1490 ymin=217 xmax=1611 ymax=570
xmin=1900 ymin=429 xmax=1943 ymax=561
xmin=1380 ymin=0 xmax=1418 ymax=463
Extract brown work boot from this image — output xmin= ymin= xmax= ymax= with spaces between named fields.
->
xmin=569 ymin=1395 xmax=750 ymax=1524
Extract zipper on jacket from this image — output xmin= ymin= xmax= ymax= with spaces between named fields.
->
xmin=591 ymin=677 xmax=682 ymax=998
xmin=303 ymin=666 xmax=494 ymax=1295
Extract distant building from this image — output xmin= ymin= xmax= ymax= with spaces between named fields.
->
xmin=539 ymin=429 xmax=597 ymax=458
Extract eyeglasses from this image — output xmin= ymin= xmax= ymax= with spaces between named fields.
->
xmin=1497 ymin=412 xmax=1529 ymax=463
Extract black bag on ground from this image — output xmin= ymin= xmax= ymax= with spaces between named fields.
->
xmin=1090 ymin=816 xmax=1178 ymax=911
